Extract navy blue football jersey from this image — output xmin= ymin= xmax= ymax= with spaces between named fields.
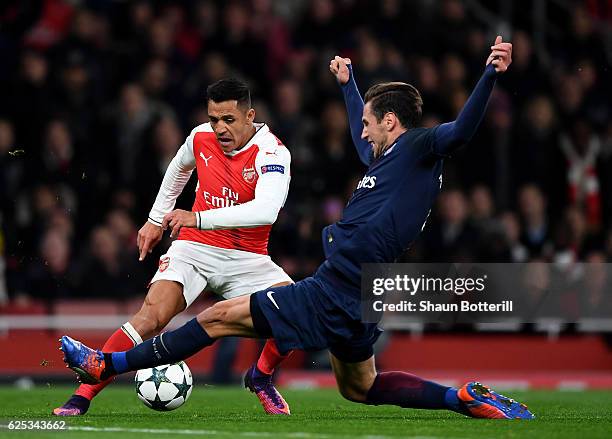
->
xmin=318 ymin=64 xmax=497 ymax=298
xmin=321 ymin=127 xmax=443 ymax=289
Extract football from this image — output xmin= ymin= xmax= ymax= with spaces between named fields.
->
xmin=135 ymin=361 xmax=193 ymax=411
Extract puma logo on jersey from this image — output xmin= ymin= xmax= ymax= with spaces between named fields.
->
xmin=199 ymin=152 xmax=212 ymax=166
xmin=356 ymin=175 xmax=377 ymax=190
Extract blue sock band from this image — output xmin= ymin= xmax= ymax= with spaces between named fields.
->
xmin=444 ymin=388 xmax=462 ymax=412
xmin=110 ymin=352 xmax=129 ymax=374
xmin=120 ymin=318 xmax=214 ymax=372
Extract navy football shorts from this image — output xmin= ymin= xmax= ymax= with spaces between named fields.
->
xmin=250 ymin=271 xmax=382 ymax=363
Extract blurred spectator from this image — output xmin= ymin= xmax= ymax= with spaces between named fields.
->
xmin=499 ymin=212 xmax=528 ymax=262
xmin=353 ymin=32 xmax=405 ymax=89
xmin=423 ymin=189 xmax=478 ymax=261
xmin=514 ymin=96 xmax=565 ymax=214
xmin=574 ymin=58 xmax=609 ymax=128
xmin=440 ymin=54 xmax=467 ymax=94
xmin=135 ymin=115 xmax=183 ymax=212
xmin=518 ymin=184 xmax=551 ymax=258
xmin=463 ymin=28 xmax=488 ymax=79
xmin=106 ymin=209 xmax=138 ymax=252
xmin=294 ymin=0 xmax=339 ymax=50
xmin=454 ymin=88 xmax=513 ymax=208
xmin=433 ymin=0 xmax=469 ymax=55
xmin=40 ymin=120 xmax=79 ymax=186
xmin=414 ymin=57 xmax=444 ymax=119
xmin=25 ymin=228 xmax=76 ymax=306
xmin=564 ymin=4 xmax=609 ymax=67
xmin=581 ymin=252 xmax=612 ymax=318
xmin=52 ymin=49 xmax=99 ymax=143
xmin=103 ymin=83 xmax=160 ymax=187
xmin=521 ymin=259 xmax=555 ymax=319
xmin=8 ymin=51 xmax=53 ymax=149
xmin=553 ymin=207 xmax=588 ymax=265
xmin=141 ymin=58 xmax=170 ymax=100
xmin=209 ymin=2 xmax=267 ymax=84
xmin=469 ymin=185 xmax=495 ymax=229
xmin=0 ymin=119 xmax=23 ymax=219
xmin=559 ymin=119 xmax=603 ymax=228
xmin=272 ymin=79 xmax=316 ymax=167
xmin=467 ymin=185 xmax=512 ymax=261
xmin=181 ymin=53 xmax=232 ymax=118
xmin=251 ymin=0 xmax=292 ymax=80
xmin=77 ymin=225 xmax=147 ymax=298
xmin=555 ymin=73 xmax=585 ymax=123
xmin=310 ymin=101 xmax=363 ymax=195
xmin=499 ymin=30 xmax=548 ymax=108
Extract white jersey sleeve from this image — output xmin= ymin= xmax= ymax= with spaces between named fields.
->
xmin=196 ymin=145 xmax=291 ymax=230
xmin=148 ymin=130 xmax=197 ymax=225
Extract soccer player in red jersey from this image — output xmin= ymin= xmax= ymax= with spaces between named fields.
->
xmin=53 ymin=78 xmax=293 ymax=416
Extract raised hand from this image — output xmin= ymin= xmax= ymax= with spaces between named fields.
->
xmin=329 ymin=56 xmax=352 ymax=85
xmin=486 ymin=35 xmax=512 ymax=73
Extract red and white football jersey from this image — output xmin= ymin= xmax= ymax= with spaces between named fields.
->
xmin=148 ymin=123 xmax=290 ymax=255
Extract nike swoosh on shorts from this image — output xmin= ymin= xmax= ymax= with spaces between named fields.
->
xmin=266 ymin=291 xmax=280 ymax=310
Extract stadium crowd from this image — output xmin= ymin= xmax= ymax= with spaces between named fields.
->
xmin=0 ymin=0 xmax=611 ymax=307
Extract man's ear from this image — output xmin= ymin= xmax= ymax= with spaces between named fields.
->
xmin=246 ymin=108 xmax=256 ymax=123
xmin=384 ymin=112 xmax=397 ymax=131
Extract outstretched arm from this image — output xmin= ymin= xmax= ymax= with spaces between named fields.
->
xmin=330 ymin=56 xmax=373 ymax=166
xmin=433 ymin=36 xmax=512 ymax=156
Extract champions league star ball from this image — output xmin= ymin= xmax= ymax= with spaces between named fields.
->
xmin=135 ymin=361 xmax=193 ymax=411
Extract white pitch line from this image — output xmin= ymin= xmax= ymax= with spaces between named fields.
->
xmin=59 ymin=426 xmax=450 ymax=439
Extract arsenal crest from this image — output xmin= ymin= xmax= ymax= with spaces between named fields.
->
xmin=158 ymin=256 xmax=170 ymax=272
xmin=242 ymin=166 xmax=256 ymax=183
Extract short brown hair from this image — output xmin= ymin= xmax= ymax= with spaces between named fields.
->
xmin=363 ymin=82 xmax=423 ymax=128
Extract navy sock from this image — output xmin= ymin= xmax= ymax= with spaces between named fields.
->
xmin=103 ymin=318 xmax=215 ymax=377
xmin=365 ymin=372 xmax=462 ymax=411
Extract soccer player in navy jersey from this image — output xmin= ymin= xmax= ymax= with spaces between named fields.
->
xmin=60 ymin=36 xmax=534 ymax=419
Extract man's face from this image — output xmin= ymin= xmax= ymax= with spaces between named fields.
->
xmin=361 ymin=102 xmax=389 ymax=157
xmin=208 ymin=100 xmax=255 ymax=153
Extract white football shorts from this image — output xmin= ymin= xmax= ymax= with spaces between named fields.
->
xmin=149 ymin=240 xmax=293 ymax=307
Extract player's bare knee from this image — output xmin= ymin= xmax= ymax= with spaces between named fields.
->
xmin=198 ymin=301 xmax=229 ymax=325
xmin=337 ymin=383 xmax=369 ymax=403
xmin=132 ymin=298 xmax=173 ymax=335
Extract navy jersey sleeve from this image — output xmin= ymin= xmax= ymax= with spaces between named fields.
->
xmin=340 ymin=65 xmax=373 ymax=166
xmin=432 ymin=64 xmax=498 ymax=156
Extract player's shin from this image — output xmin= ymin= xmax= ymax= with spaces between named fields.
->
xmin=102 ymin=318 xmax=215 ymax=379
xmin=75 ymin=323 xmax=142 ymax=400
xmin=365 ymin=372 xmax=467 ymax=414
xmin=256 ymin=339 xmax=292 ymax=375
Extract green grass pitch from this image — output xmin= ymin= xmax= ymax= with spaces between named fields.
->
xmin=1 ymin=385 xmax=611 ymax=438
